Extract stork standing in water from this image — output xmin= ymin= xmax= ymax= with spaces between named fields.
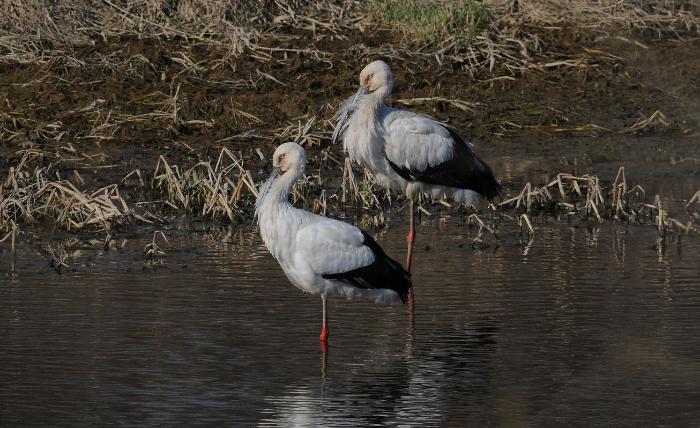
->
xmin=333 ymin=60 xmax=501 ymax=275
xmin=256 ymin=142 xmax=412 ymax=342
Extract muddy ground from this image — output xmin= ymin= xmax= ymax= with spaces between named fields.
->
xmin=0 ymin=26 xmax=699 ymax=230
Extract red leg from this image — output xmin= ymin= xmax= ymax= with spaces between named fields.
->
xmin=319 ymin=296 xmax=329 ymax=342
xmin=320 ymin=298 xmax=328 ymax=376
xmin=406 ymin=199 xmax=416 ymax=309
xmin=406 ymin=199 xmax=416 ymax=273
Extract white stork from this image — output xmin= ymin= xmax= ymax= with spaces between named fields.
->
xmin=333 ymin=60 xmax=501 ymax=274
xmin=255 ymin=142 xmax=412 ymax=342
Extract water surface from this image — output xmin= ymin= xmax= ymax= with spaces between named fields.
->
xmin=1 ymin=217 xmax=699 ymax=426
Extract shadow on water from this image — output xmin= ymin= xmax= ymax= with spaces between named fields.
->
xmin=1 ymin=213 xmax=700 ymax=425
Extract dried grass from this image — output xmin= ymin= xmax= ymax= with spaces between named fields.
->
xmin=273 ymin=115 xmax=326 ymax=147
xmin=0 ymin=0 xmax=260 ymax=64
xmin=501 ymin=0 xmax=698 ymax=33
xmin=1 ymin=0 xmax=695 ymax=76
xmin=498 ymin=167 xmax=699 ymax=235
xmin=367 ymin=1 xmax=697 ymax=77
xmin=340 ymin=159 xmax=391 ymax=210
xmin=500 ymin=110 xmax=673 ymax=136
xmin=0 ymin=150 xmax=132 ymax=233
xmin=0 ymin=146 xmax=258 ymax=235
xmin=152 ymin=147 xmax=256 ymax=222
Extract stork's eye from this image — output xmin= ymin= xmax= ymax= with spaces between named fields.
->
xmin=278 ymin=153 xmax=285 ymax=163
xmin=367 ymin=74 xmax=373 ymax=80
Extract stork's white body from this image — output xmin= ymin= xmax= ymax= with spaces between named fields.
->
xmin=256 ymin=193 xmax=401 ymax=304
xmin=342 ymin=104 xmax=481 ymax=205
xmin=333 ymin=60 xmax=501 ymax=274
xmin=255 ymin=143 xmax=411 ymax=309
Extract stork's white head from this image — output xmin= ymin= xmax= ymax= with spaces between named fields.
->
xmin=272 ymin=142 xmax=306 ymax=176
xmin=359 ymin=60 xmax=393 ymax=96
xmin=255 ymin=142 xmax=307 ymax=217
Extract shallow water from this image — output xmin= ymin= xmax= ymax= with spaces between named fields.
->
xmin=1 ymin=215 xmax=699 ymax=426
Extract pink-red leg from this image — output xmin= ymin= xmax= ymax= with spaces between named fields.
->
xmin=319 ymin=296 xmax=329 ymax=342
xmin=406 ymin=199 xmax=416 ymax=308
xmin=406 ymin=199 xmax=416 ymax=273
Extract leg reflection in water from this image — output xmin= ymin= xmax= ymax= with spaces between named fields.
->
xmin=266 ymin=317 xmax=499 ymax=426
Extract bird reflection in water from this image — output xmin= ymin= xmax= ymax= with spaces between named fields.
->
xmin=259 ymin=318 xmax=498 ymax=426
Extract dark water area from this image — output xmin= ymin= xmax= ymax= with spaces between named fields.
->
xmin=1 ymin=211 xmax=699 ymax=426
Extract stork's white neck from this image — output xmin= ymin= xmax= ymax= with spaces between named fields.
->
xmin=255 ymin=165 xmax=306 ymax=262
xmin=255 ymin=165 xmax=304 ymax=215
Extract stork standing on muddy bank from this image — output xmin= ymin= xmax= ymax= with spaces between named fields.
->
xmin=256 ymin=142 xmax=411 ymax=342
xmin=333 ymin=60 xmax=501 ymax=275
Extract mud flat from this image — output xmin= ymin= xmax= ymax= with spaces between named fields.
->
xmin=0 ymin=1 xmax=698 ymax=248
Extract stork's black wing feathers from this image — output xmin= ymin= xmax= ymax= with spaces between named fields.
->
xmin=387 ymin=127 xmax=501 ymax=200
xmin=321 ymin=231 xmax=412 ymax=303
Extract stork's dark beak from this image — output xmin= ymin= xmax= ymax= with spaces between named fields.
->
xmin=268 ymin=166 xmax=282 ymax=179
xmin=354 ymin=85 xmax=369 ymax=99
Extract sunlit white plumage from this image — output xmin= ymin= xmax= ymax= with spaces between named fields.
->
xmin=333 ymin=60 xmax=502 ymax=273
xmin=255 ymin=142 xmax=411 ymax=341
xmin=333 ymin=60 xmax=501 ymax=204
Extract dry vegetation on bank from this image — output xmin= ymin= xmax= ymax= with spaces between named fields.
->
xmin=1 ymin=1 xmax=699 ymax=250
xmin=2 ymin=0 xmax=697 ymax=63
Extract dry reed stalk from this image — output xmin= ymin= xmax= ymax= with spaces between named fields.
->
xmin=11 ymin=221 xmax=16 ymax=273
xmin=313 ymin=189 xmax=328 ymax=215
xmin=518 ymin=213 xmax=535 ymax=236
xmin=152 ymin=148 xmax=255 ymax=221
xmin=687 ymin=190 xmax=700 ymax=209
xmin=0 ymin=220 xmax=18 ymax=273
xmin=9 ymin=220 xmax=17 ymax=273
xmin=336 ymin=157 xmax=393 ymax=210
xmin=341 ymin=157 xmax=359 ymax=204
xmin=498 ymin=168 xmax=698 ymax=236
xmin=622 ymin=110 xmax=671 ymax=134
xmin=122 ymin=169 xmax=145 ymax=187
xmin=610 ymin=166 xmax=627 ymax=219
xmin=144 ymin=230 xmax=168 ymax=258
xmin=273 ymin=116 xmax=326 ymax=147
xmin=467 ymin=213 xmax=497 ymax=246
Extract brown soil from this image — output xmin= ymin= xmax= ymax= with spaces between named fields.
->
xmin=1 ymin=27 xmax=698 ymax=214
